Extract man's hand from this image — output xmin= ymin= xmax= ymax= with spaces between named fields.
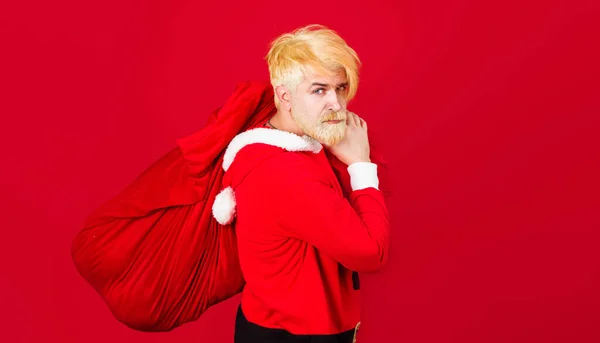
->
xmin=327 ymin=111 xmax=371 ymax=165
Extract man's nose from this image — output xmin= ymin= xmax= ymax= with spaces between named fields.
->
xmin=327 ymin=91 xmax=342 ymax=112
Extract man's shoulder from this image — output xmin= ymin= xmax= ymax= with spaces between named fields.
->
xmin=236 ymin=143 xmax=321 ymax=174
xmin=231 ymin=144 xmax=330 ymax=204
xmin=227 ymin=147 xmax=324 ymax=196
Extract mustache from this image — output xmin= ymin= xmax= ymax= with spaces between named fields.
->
xmin=321 ymin=111 xmax=347 ymax=122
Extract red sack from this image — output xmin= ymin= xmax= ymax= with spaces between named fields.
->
xmin=71 ymin=81 xmax=390 ymax=332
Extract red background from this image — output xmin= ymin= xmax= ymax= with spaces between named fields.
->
xmin=1 ymin=0 xmax=599 ymax=342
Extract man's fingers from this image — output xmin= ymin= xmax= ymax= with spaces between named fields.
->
xmin=343 ymin=111 xmax=367 ymax=129
xmin=360 ymin=117 xmax=367 ymax=130
xmin=350 ymin=112 xmax=359 ymax=127
xmin=345 ymin=112 xmax=353 ymax=126
xmin=353 ymin=113 xmax=367 ymax=130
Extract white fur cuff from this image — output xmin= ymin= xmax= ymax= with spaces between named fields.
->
xmin=347 ymin=162 xmax=379 ymax=191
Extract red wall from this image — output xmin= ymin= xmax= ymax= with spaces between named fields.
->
xmin=1 ymin=0 xmax=599 ymax=342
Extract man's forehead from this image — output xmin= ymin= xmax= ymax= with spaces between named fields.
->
xmin=302 ymin=72 xmax=348 ymax=87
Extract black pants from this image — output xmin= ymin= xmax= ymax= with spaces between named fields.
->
xmin=234 ymin=305 xmax=356 ymax=343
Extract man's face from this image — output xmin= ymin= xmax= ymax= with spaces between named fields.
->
xmin=289 ymin=70 xmax=349 ymax=146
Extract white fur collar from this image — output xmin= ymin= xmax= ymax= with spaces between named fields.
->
xmin=222 ymin=127 xmax=322 ymax=171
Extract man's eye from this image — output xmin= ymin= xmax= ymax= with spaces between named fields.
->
xmin=313 ymin=88 xmax=325 ymax=95
xmin=336 ymin=85 xmax=347 ymax=93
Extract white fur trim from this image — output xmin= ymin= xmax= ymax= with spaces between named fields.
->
xmin=212 ymin=186 xmax=237 ymax=225
xmin=222 ymin=128 xmax=322 ymax=171
xmin=347 ymin=162 xmax=379 ymax=190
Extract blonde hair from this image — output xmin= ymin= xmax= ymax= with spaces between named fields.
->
xmin=265 ymin=24 xmax=361 ymax=107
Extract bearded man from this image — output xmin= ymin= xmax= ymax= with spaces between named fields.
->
xmin=213 ymin=24 xmax=391 ymax=343
xmin=71 ymin=24 xmax=389 ymax=343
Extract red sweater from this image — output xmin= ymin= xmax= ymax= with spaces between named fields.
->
xmin=221 ymin=128 xmax=390 ymax=335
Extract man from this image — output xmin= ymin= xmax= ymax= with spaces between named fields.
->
xmin=71 ymin=24 xmax=389 ymax=343
xmin=212 ymin=24 xmax=390 ymax=343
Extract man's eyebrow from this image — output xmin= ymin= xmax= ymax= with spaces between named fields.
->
xmin=309 ymin=82 xmax=348 ymax=88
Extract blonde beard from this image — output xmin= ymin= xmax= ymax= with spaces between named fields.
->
xmin=292 ymin=110 xmax=347 ymax=146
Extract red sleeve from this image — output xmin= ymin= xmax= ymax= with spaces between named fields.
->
xmin=255 ymin=154 xmax=390 ymax=273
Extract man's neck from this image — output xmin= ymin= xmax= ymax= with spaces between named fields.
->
xmin=269 ymin=110 xmax=304 ymax=137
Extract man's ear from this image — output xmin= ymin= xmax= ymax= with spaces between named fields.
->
xmin=275 ymin=85 xmax=292 ymax=111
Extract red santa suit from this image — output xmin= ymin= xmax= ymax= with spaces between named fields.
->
xmin=212 ymin=126 xmax=390 ymax=337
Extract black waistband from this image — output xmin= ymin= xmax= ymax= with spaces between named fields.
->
xmin=234 ymin=305 xmax=355 ymax=343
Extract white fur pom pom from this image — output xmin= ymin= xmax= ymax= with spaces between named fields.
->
xmin=212 ymin=186 xmax=237 ymax=225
